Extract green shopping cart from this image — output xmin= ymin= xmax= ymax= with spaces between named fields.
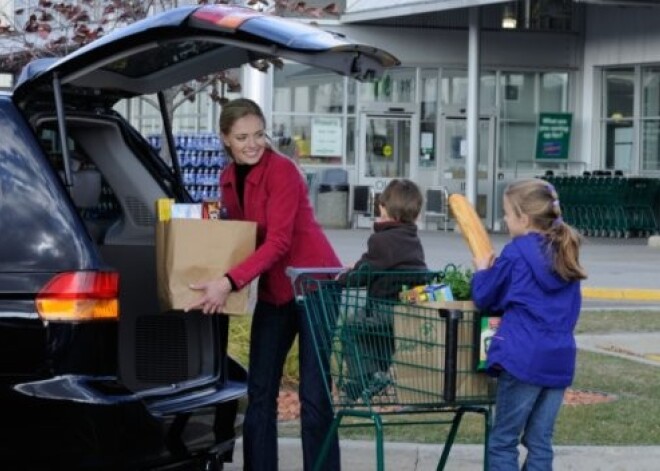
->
xmin=287 ymin=267 xmax=496 ymax=471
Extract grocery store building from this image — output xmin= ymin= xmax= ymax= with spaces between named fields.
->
xmin=244 ymin=0 xmax=660 ymax=232
xmin=11 ymin=0 xmax=658 ymax=232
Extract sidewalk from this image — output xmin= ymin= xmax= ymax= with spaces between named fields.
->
xmin=576 ymin=332 xmax=660 ymax=366
xmin=224 ymin=438 xmax=660 ymax=470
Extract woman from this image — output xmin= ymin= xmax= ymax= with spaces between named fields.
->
xmin=187 ymin=98 xmax=341 ymax=471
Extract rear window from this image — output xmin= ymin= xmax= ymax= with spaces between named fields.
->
xmin=0 ymin=101 xmax=91 ymax=272
xmin=38 ymin=126 xmax=121 ymax=244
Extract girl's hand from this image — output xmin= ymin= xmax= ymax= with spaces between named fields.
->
xmin=473 ymin=252 xmax=495 ymax=271
xmin=185 ymin=276 xmax=233 ymax=314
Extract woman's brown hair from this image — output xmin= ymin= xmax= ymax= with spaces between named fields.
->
xmin=505 ymin=178 xmax=587 ymax=281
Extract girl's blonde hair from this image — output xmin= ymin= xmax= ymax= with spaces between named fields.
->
xmin=505 ymin=178 xmax=587 ymax=281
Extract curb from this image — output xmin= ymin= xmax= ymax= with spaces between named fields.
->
xmin=582 ymin=287 xmax=660 ymax=301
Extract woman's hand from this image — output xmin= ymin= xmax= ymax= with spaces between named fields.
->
xmin=473 ymin=252 xmax=495 ymax=272
xmin=185 ymin=276 xmax=233 ymax=314
xmin=334 ymin=263 xmax=355 ymax=280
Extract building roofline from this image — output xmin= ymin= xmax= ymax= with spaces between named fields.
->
xmin=341 ymin=0 xmax=509 ymax=23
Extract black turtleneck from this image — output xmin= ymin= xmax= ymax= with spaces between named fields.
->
xmin=235 ymin=164 xmax=253 ymax=210
xmin=224 ymin=163 xmax=254 ymax=293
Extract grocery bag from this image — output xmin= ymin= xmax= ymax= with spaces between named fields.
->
xmin=156 ymin=218 xmax=258 ymax=315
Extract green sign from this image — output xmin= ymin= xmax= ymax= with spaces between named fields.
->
xmin=535 ymin=112 xmax=572 ymax=160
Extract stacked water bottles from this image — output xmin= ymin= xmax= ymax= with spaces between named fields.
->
xmin=148 ymin=132 xmax=229 ymax=202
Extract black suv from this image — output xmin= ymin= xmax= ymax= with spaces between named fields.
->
xmin=0 ymin=5 xmax=396 ymax=470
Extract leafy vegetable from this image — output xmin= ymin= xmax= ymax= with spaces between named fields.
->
xmin=441 ymin=264 xmax=473 ymax=301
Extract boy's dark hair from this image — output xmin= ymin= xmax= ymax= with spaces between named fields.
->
xmin=378 ymin=179 xmax=423 ymax=224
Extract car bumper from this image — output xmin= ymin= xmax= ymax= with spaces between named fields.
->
xmin=1 ymin=375 xmax=248 ymax=469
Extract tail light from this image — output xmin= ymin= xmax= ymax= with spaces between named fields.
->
xmin=36 ymin=271 xmax=119 ymax=321
xmin=190 ymin=5 xmax=258 ymax=32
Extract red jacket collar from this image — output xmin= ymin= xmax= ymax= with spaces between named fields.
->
xmin=224 ymin=147 xmax=275 ymax=187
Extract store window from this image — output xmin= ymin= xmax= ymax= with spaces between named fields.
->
xmin=359 ymin=68 xmax=415 ymax=103
xmin=272 ymin=63 xmax=350 ymax=166
xmin=346 ymin=117 xmax=356 ymax=166
xmin=541 ymin=73 xmax=569 ymax=112
xmin=600 ymin=65 xmax=660 ymax=174
xmin=499 ymin=71 xmax=570 ymax=170
xmin=273 ymin=63 xmax=344 ymax=113
xmin=602 ymin=68 xmax=635 ymax=173
xmin=440 ymin=69 xmax=496 ymax=111
xmin=420 ymin=69 xmax=438 ymax=167
xmin=642 ymin=66 xmax=660 ymax=172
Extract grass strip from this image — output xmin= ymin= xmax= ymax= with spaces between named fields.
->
xmin=277 ymin=310 xmax=660 ymax=445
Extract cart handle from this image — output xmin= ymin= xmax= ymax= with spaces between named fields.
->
xmin=285 ymin=267 xmax=344 ymax=284
xmin=286 ymin=267 xmax=344 ymax=300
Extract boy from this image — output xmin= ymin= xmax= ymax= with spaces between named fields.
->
xmin=337 ymin=179 xmax=428 ymax=400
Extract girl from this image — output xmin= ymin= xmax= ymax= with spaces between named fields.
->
xmin=471 ymin=178 xmax=587 ymax=471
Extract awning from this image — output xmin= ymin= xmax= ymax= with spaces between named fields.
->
xmin=342 ymin=0 xmax=510 ymax=23
xmin=575 ymin=0 xmax=660 ymax=5
xmin=342 ymin=0 xmax=660 ymax=24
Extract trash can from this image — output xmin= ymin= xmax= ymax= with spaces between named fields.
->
xmin=304 ymin=171 xmax=317 ymax=210
xmin=316 ymin=183 xmax=349 ymax=228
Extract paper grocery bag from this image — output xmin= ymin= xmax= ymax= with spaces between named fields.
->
xmin=156 ymin=218 xmax=258 ymax=315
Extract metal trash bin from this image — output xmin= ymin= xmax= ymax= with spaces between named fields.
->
xmin=304 ymin=171 xmax=317 ymax=210
xmin=316 ymin=183 xmax=349 ymax=228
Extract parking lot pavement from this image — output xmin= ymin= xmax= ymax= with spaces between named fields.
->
xmin=325 ymin=228 xmax=660 ymax=299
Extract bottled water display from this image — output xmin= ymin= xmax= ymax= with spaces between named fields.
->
xmin=148 ymin=133 xmax=229 ymax=202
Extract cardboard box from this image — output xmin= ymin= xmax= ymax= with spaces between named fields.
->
xmin=156 ymin=218 xmax=258 ymax=315
xmin=392 ymin=301 xmax=493 ymax=403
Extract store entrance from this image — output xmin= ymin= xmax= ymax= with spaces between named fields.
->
xmin=440 ymin=115 xmax=498 ymax=230
xmin=358 ymin=105 xmax=417 ymax=194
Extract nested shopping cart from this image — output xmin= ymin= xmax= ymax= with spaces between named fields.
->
xmin=287 ymin=267 xmax=496 ymax=471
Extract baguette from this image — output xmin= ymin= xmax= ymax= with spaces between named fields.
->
xmin=448 ymin=193 xmax=494 ymax=260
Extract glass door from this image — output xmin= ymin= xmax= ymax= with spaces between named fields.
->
xmin=358 ymin=113 xmax=415 ymax=191
xmin=440 ymin=116 xmax=497 ymax=229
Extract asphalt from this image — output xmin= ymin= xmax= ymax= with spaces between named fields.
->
xmin=226 ymin=228 xmax=660 ymax=470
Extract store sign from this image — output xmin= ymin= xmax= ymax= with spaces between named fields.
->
xmin=311 ymin=117 xmax=342 ymax=157
xmin=535 ymin=112 xmax=572 ymax=160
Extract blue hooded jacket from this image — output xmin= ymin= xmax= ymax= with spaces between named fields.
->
xmin=471 ymin=232 xmax=581 ymax=388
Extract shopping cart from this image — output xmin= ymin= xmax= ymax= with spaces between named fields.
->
xmin=287 ymin=267 xmax=496 ymax=471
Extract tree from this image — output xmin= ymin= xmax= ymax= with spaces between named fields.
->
xmin=0 ymin=0 xmax=338 ymax=161
xmin=0 ymin=0 xmax=339 ymax=75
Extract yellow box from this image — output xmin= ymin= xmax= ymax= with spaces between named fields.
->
xmin=156 ymin=198 xmax=174 ymax=222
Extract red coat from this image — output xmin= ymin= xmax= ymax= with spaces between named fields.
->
xmin=220 ymin=148 xmax=341 ymax=305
